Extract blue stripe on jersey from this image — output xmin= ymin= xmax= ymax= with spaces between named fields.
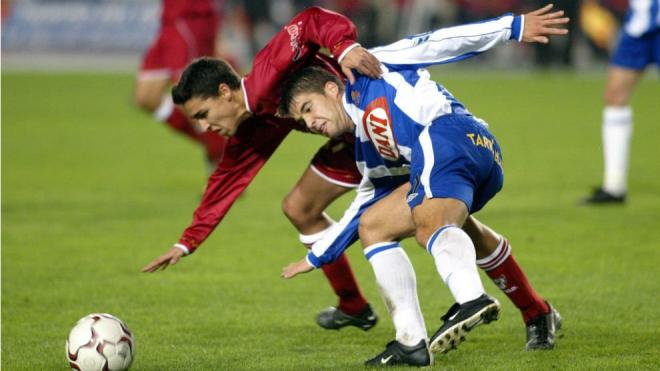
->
xmin=426 ymin=224 xmax=458 ymax=254
xmin=364 ymin=242 xmax=400 ymax=260
xmin=306 ymin=252 xmax=322 ymax=268
xmin=370 ymin=174 xmax=409 ymax=190
xmin=382 ymin=51 xmax=483 ymax=72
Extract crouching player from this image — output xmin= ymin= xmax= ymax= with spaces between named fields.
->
xmin=281 ymin=5 xmax=567 ymax=366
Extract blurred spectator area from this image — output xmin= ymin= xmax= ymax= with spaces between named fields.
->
xmin=1 ymin=0 xmax=632 ymax=72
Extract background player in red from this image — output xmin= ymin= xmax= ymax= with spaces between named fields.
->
xmin=134 ymin=0 xmax=227 ymax=170
xmin=142 ymin=7 xmax=384 ymax=331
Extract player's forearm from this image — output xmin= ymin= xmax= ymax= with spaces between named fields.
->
xmin=176 ymin=119 xmax=292 ymax=254
xmin=370 ymin=14 xmax=523 ymax=67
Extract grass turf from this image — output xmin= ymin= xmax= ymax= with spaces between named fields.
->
xmin=2 ymin=70 xmax=659 ymax=370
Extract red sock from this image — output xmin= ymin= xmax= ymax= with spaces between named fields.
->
xmin=320 ymin=253 xmax=369 ymax=315
xmin=477 ymin=238 xmax=549 ymax=324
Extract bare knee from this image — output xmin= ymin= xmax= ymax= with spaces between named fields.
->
xmin=358 ymin=211 xmax=385 ymax=247
xmin=134 ymin=90 xmax=161 ymax=113
xmin=281 ymin=191 xmax=325 ymax=232
xmin=414 ymin=228 xmax=434 ymax=249
xmin=603 ymin=86 xmax=629 ymax=107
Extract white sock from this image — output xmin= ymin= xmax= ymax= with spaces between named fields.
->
xmin=153 ymin=94 xmax=175 ymax=122
xmin=427 ymin=225 xmax=485 ymax=304
xmin=299 ymin=213 xmax=335 ymax=246
xmin=364 ymin=242 xmax=427 ymax=346
xmin=602 ymin=106 xmax=632 ymax=195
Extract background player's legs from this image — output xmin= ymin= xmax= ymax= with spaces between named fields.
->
xmin=600 ymin=67 xmax=642 ymax=197
xmin=134 ymin=76 xmax=226 ymax=169
xmin=282 ymin=167 xmax=373 ymax=323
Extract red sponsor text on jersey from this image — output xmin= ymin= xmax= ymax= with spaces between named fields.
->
xmin=362 ymin=97 xmax=399 ymax=161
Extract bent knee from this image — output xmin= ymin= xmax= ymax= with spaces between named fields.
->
xmin=134 ymin=91 xmax=162 ymax=112
xmin=281 ymin=192 xmax=318 ymax=228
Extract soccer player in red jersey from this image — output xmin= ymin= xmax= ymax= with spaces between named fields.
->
xmin=142 ymin=6 xmax=383 ymax=330
xmin=143 ymin=6 xmax=564 ymax=348
xmin=134 ymin=0 xmax=227 ymax=169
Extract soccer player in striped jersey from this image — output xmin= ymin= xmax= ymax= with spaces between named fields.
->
xmin=582 ymin=0 xmax=660 ymax=204
xmin=281 ymin=5 xmax=568 ymax=366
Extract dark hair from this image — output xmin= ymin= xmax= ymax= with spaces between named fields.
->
xmin=172 ymin=57 xmax=241 ymax=105
xmin=279 ymin=67 xmax=343 ymax=116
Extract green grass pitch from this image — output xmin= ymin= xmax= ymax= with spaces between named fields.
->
xmin=2 ymin=70 xmax=659 ymax=370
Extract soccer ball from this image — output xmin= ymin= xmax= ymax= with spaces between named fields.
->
xmin=66 ymin=313 xmax=135 ymax=371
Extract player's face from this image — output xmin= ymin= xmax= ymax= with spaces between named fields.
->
xmin=290 ymin=82 xmax=352 ymax=138
xmin=183 ymin=90 xmax=243 ymax=137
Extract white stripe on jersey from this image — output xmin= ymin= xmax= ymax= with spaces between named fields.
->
xmin=383 ymin=68 xmax=453 ymax=127
xmin=626 ymin=0 xmax=660 ymax=37
xmin=357 ymin=162 xmax=411 ymax=179
xmin=419 ymin=126 xmax=435 ymax=199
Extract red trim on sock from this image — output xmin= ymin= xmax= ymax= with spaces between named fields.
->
xmin=482 ymin=241 xmax=550 ymax=323
xmin=320 ymin=253 xmax=369 ymax=315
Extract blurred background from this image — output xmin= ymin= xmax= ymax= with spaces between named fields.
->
xmin=0 ymin=0 xmax=637 ymax=72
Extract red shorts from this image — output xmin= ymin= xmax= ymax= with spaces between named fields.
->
xmin=139 ymin=16 xmax=218 ymax=83
xmin=310 ymin=136 xmax=361 ymax=188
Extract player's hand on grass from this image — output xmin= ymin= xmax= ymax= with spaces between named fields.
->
xmin=340 ymin=46 xmax=382 ymax=84
xmin=141 ymin=246 xmax=186 ymax=273
xmin=522 ymin=4 xmax=570 ymax=44
xmin=281 ymin=258 xmax=314 ymax=279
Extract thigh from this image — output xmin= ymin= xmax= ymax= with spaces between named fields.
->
xmin=287 ymin=167 xmax=351 ymax=215
xmin=359 ymin=183 xmax=416 ymax=247
xmin=133 ymin=77 xmax=170 ymax=111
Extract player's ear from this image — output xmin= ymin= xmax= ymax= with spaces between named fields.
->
xmin=325 ymin=81 xmax=340 ymax=98
xmin=217 ymin=83 xmax=232 ymax=100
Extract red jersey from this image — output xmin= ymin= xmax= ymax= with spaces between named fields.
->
xmin=160 ymin=0 xmax=220 ymax=24
xmin=177 ymin=7 xmax=359 ymax=253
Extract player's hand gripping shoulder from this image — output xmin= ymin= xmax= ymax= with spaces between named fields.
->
xmin=281 ymin=258 xmax=314 ymax=279
xmin=141 ymin=246 xmax=186 ymax=273
xmin=522 ymin=3 xmax=570 ymax=44
xmin=340 ymin=46 xmax=382 ymax=84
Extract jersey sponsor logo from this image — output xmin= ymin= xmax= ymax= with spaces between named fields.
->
xmin=362 ymin=97 xmax=399 ymax=161
xmin=285 ymin=22 xmax=303 ymax=61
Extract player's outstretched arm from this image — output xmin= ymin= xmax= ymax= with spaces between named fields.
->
xmin=281 ymin=258 xmax=314 ymax=279
xmin=522 ymin=4 xmax=570 ymax=44
xmin=141 ymin=246 xmax=186 ymax=273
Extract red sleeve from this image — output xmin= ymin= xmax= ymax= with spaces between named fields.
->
xmin=177 ymin=115 xmax=294 ymax=253
xmin=243 ymin=6 xmax=358 ymax=115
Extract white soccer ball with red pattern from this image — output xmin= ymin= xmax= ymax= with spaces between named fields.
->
xmin=66 ymin=313 xmax=135 ymax=371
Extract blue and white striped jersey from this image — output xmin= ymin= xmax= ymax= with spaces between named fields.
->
xmin=305 ymin=13 xmax=523 ymax=268
xmin=624 ymin=0 xmax=660 ymax=37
